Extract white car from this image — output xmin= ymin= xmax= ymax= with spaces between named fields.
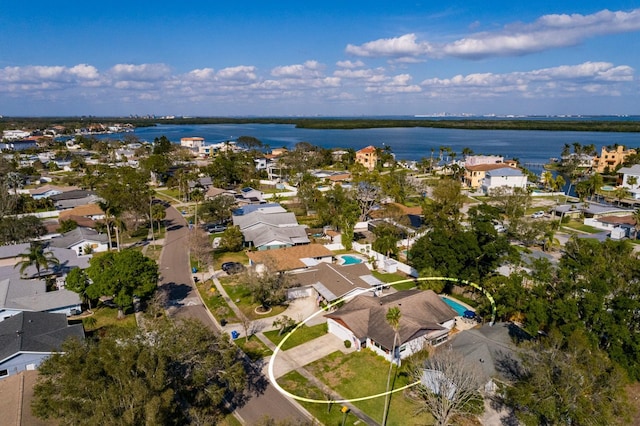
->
xmin=212 ymin=237 xmax=222 ymax=249
xmin=494 ymin=224 xmax=506 ymax=233
xmin=531 ymin=211 xmax=545 ymax=219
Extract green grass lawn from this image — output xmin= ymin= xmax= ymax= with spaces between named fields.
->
xmin=372 ymin=271 xmax=413 ymax=286
xmin=196 ymin=282 xmax=240 ymax=323
xmin=82 ymin=306 xmax=138 ymax=335
xmin=220 ymin=279 xmax=287 ymax=320
xmin=234 ymin=336 xmax=272 ymax=360
xmin=264 ymin=323 xmax=328 ymax=351
xmin=278 ymin=370 xmax=362 ymax=425
xmin=304 ymin=350 xmax=434 ymax=426
xmin=562 ymin=220 xmax=602 ymax=234
xmin=214 ymin=251 xmax=249 ymax=268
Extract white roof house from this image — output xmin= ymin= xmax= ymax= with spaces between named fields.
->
xmin=481 ymin=167 xmax=528 ymax=194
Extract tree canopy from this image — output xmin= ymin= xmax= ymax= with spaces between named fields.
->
xmin=32 ymin=319 xmax=251 ymax=425
xmin=86 ymin=250 xmax=158 ymax=318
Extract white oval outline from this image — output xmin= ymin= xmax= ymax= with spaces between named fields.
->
xmin=267 ymin=277 xmax=497 ymax=404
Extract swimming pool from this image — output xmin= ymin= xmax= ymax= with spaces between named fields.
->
xmin=339 ymin=255 xmax=363 ymax=265
xmin=441 ymin=297 xmax=470 ymax=316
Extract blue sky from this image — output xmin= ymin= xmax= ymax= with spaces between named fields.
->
xmin=1 ymin=1 xmax=639 ymax=116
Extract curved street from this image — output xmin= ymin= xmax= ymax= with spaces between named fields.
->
xmin=157 ymin=204 xmax=308 ymax=425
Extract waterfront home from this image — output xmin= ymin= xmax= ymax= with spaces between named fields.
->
xmin=355 ymin=145 xmax=378 ymax=171
xmin=481 ymin=167 xmax=528 ymax=194
xmin=617 ymin=164 xmax=640 ymax=196
xmin=593 ymin=145 xmax=636 ymax=173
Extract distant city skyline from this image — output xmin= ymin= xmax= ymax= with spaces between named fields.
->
xmin=1 ymin=1 xmax=639 ymax=117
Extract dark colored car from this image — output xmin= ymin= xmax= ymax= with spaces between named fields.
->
xmin=221 ymin=261 xmax=245 ymax=275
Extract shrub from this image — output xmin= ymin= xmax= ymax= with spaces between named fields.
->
xmin=344 ymin=340 xmax=351 ymax=348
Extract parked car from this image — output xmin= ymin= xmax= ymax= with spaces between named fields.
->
xmin=221 ymin=261 xmax=245 ymax=275
xmin=494 ymin=224 xmax=507 ymax=233
xmin=531 ymin=211 xmax=545 ymax=219
xmin=206 ymin=224 xmax=227 ymax=234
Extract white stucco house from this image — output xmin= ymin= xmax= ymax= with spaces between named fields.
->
xmin=618 ymin=164 xmax=640 ymax=199
xmin=481 ymin=167 xmax=528 ymax=194
xmin=325 ymin=289 xmax=457 ymax=363
xmin=49 ymin=227 xmax=110 ymax=256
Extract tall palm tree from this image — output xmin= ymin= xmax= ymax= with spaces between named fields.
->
xmin=15 ymin=241 xmax=59 ymax=278
xmin=541 ymin=171 xmax=554 ymax=191
xmin=382 ymin=306 xmax=402 ymax=426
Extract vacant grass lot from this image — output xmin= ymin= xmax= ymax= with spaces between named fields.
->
xmin=264 ymin=323 xmax=328 ymax=351
xmin=305 ymin=350 xmax=434 ymax=425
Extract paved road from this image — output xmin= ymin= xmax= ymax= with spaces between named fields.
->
xmin=158 ymin=205 xmax=308 ymax=425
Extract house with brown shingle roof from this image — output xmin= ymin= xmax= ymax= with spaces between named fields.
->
xmin=325 ymin=289 xmax=457 ymax=362
xmin=246 ymin=244 xmax=333 ymax=273
xmin=290 ymin=262 xmax=385 ymax=303
xmin=58 ymin=203 xmax=105 ymax=221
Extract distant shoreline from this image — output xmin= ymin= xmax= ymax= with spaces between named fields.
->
xmin=3 ymin=116 xmax=640 ymax=133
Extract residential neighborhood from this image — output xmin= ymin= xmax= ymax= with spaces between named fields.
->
xmin=1 ymin=121 xmax=639 ymax=425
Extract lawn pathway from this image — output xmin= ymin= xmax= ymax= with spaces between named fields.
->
xmin=255 ymin=332 xmax=378 ymax=425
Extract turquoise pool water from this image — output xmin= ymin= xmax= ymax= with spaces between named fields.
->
xmin=441 ymin=297 xmax=469 ymax=316
xmin=341 ymin=255 xmax=363 ymax=265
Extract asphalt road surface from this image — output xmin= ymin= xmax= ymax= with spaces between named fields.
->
xmin=158 ymin=205 xmax=308 ymax=425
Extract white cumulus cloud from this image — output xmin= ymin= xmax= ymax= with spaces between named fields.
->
xmin=347 ymin=8 xmax=640 ymax=60
xmin=346 ymin=34 xmax=434 ymax=59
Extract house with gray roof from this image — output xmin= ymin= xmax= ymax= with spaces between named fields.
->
xmin=0 ymin=311 xmax=84 ymax=380
xmin=325 ymin=289 xmax=457 ymax=362
xmin=50 ymin=190 xmax=102 ymax=210
xmin=447 ymin=322 xmax=527 ymax=392
xmin=232 ymin=202 xmax=309 ymax=250
xmin=0 ymin=273 xmax=82 ymax=321
xmin=49 ymin=227 xmax=110 ymax=255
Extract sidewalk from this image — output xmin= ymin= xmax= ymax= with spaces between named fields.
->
xmin=206 ymin=268 xmax=378 ymax=424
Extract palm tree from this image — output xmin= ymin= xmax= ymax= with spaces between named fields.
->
xmin=614 ymin=187 xmax=630 ymax=206
xmin=382 ymin=306 xmax=402 ymax=426
xmin=15 ymin=241 xmax=59 ymax=278
xmin=191 ymin=188 xmax=204 ymax=228
xmin=632 ymin=209 xmax=640 ymax=239
xmin=541 ymin=171 xmax=554 ymax=191
xmin=542 ymin=226 xmax=560 ymax=252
